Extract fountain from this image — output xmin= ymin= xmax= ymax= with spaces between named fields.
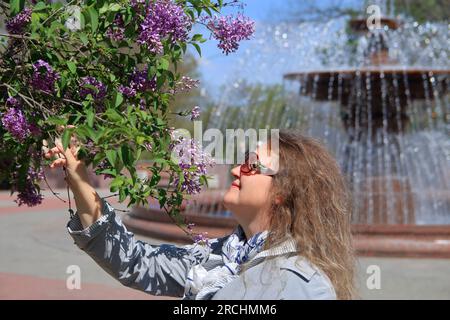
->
xmin=124 ymin=7 xmax=450 ymax=257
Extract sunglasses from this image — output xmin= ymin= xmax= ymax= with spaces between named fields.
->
xmin=240 ymin=151 xmax=277 ymax=176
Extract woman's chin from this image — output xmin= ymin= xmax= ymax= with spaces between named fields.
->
xmin=223 ymin=191 xmax=238 ymax=210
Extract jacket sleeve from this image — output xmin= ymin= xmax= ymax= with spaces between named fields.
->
xmin=67 ymin=197 xmax=205 ymax=297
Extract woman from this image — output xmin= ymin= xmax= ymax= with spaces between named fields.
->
xmin=45 ymin=130 xmax=355 ymax=299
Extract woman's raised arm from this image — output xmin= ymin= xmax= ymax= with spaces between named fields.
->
xmin=43 ymin=133 xmax=207 ymax=297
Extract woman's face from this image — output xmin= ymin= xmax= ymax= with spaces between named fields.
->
xmin=223 ymin=143 xmax=276 ymax=221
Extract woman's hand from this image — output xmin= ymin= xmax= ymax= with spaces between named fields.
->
xmin=43 ymin=125 xmax=102 ymax=228
xmin=42 ymin=125 xmax=90 ymax=186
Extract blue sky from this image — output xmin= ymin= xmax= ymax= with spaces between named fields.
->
xmin=191 ymin=0 xmax=286 ymax=95
xmin=192 ymin=0 xmax=365 ymax=96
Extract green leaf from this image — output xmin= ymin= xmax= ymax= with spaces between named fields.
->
xmin=66 ymin=61 xmax=77 ymax=74
xmin=61 ymin=128 xmax=74 ymax=150
xmin=33 ymin=2 xmax=48 ymax=11
xmin=119 ymin=144 xmax=134 ymax=167
xmin=99 ymin=3 xmax=109 ymax=14
xmin=10 ymin=0 xmax=24 ymax=15
xmin=109 ymin=3 xmax=122 ymax=11
xmin=88 ymin=7 xmax=99 ymax=32
xmin=158 ymin=58 xmax=169 ymax=71
xmin=79 ymin=33 xmax=89 ymax=45
xmin=86 ymin=107 xmax=94 ymax=127
xmin=104 ymin=109 xmax=122 ymax=122
xmin=191 ymin=43 xmax=202 ymax=57
xmin=106 ymin=150 xmax=117 ymax=167
xmin=110 ymin=176 xmax=124 ymax=192
xmin=136 ymin=136 xmax=146 ymax=145
xmin=46 ymin=116 xmax=67 ymax=126
xmin=192 ymin=33 xmax=206 ymax=43
xmin=119 ymin=187 xmax=127 ymax=202
xmin=114 ymin=92 xmax=123 ymax=107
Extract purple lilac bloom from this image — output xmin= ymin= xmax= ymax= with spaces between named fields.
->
xmin=1 ymin=106 xmax=31 ymax=142
xmin=193 ymin=232 xmax=209 ymax=245
xmin=173 ymin=76 xmax=200 ymax=94
xmin=26 ymin=166 xmax=45 ymax=182
xmin=187 ymin=223 xmax=195 ymax=231
xmin=96 ymin=159 xmax=114 ymax=180
xmin=143 ymin=142 xmax=152 ymax=152
xmin=15 ymin=182 xmax=44 ymax=206
xmin=118 ymin=85 xmax=137 ymax=98
xmin=203 ymin=13 xmax=255 ymax=55
xmin=6 ymin=96 xmax=21 ymax=107
xmin=14 ymin=167 xmax=45 ymax=207
xmin=1 ymin=97 xmax=41 ymax=140
xmin=6 ymin=7 xmax=32 ymax=34
xmin=171 ymin=137 xmax=215 ymax=195
xmin=130 ymin=0 xmax=146 ymax=10
xmin=106 ymin=14 xmax=125 ymax=41
xmin=190 ymin=106 xmax=200 ymax=121
xmin=139 ymin=98 xmax=146 ymax=110
xmin=137 ymin=0 xmax=192 ymax=54
xmin=84 ymin=138 xmax=102 ymax=160
xmin=79 ymin=76 xmax=107 ymax=102
xmin=119 ymin=67 xmax=156 ymax=98
xmin=130 ymin=67 xmax=156 ymax=92
xmin=30 ymin=60 xmax=60 ymax=93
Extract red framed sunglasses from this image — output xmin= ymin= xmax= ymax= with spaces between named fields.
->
xmin=240 ymin=151 xmax=277 ymax=176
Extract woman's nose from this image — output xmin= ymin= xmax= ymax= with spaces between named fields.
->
xmin=231 ymin=165 xmax=241 ymax=178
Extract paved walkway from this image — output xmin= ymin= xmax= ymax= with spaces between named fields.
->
xmin=1 ymin=189 xmax=449 ymax=300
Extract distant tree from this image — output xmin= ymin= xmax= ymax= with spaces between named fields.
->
xmin=281 ymin=0 xmax=450 ymax=23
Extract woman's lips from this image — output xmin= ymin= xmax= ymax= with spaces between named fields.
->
xmin=231 ymin=182 xmax=240 ymax=189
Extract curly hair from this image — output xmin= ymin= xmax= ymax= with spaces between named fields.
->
xmin=265 ymin=130 xmax=356 ymax=299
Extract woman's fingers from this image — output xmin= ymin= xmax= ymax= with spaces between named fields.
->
xmin=50 ymin=158 xmax=66 ymax=168
xmin=55 ymin=142 xmax=76 ymax=163
xmin=44 ymin=146 xmax=63 ymax=159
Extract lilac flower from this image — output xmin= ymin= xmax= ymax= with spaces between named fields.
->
xmin=143 ymin=142 xmax=152 ymax=152
xmin=6 ymin=7 xmax=32 ymax=34
xmin=173 ymin=76 xmax=200 ymax=94
xmin=6 ymin=96 xmax=21 ymax=107
xmin=26 ymin=166 xmax=44 ymax=182
xmin=1 ymin=106 xmax=31 ymax=142
xmin=14 ymin=182 xmax=44 ymax=207
xmin=139 ymin=98 xmax=146 ymax=110
xmin=1 ymin=97 xmax=41 ymax=140
xmin=187 ymin=223 xmax=195 ymax=232
xmin=106 ymin=14 xmax=125 ymax=42
xmin=193 ymin=232 xmax=209 ymax=245
xmin=13 ymin=167 xmax=44 ymax=207
xmin=119 ymin=66 xmax=156 ymax=98
xmin=203 ymin=13 xmax=255 ymax=55
xmin=118 ymin=85 xmax=137 ymax=98
xmin=130 ymin=67 xmax=156 ymax=92
xmin=96 ymin=159 xmax=114 ymax=180
xmin=130 ymin=0 xmax=146 ymax=10
xmin=171 ymin=137 xmax=215 ymax=195
xmin=30 ymin=60 xmax=60 ymax=93
xmin=138 ymin=0 xmax=192 ymax=54
xmin=84 ymin=138 xmax=99 ymax=158
xmin=79 ymin=76 xmax=107 ymax=102
xmin=190 ymin=106 xmax=200 ymax=121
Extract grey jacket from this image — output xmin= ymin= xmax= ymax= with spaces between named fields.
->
xmin=67 ymin=198 xmax=336 ymax=300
